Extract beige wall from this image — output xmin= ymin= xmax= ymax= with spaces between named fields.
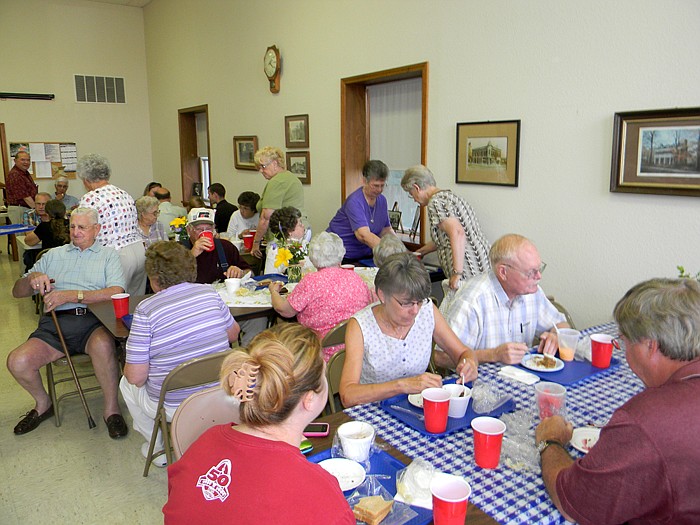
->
xmin=2 ymin=0 xmax=699 ymax=328
xmin=143 ymin=0 xmax=700 ymax=327
xmin=0 ymin=0 xmax=152 ymax=199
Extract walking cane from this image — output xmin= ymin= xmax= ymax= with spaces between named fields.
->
xmin=50 ymin=310 xmax=97 ymax=429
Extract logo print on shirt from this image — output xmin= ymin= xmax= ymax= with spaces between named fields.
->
xmin=196 ymin=458 xmax=232 ymax=502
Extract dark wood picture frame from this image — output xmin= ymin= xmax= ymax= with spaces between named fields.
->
xmin=388 ymin=210 xmax=402 ymax=231
xmin=284 ymin=114 xmax=309 ymax=149
xmin=286 ymin=151 xmax=311 ymax=185
xmin=455 ymin=120 xmax=520 ymax=187
xmin=233 ymin=135 xmax=258 ymax=170
xmin=610 ymin=107 xmax=700 ymax=197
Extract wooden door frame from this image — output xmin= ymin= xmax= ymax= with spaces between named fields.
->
xmin=340 ymin=62 xmax=428 ymax=247
xmin=178 ymin=105 xmax=210 ymax=206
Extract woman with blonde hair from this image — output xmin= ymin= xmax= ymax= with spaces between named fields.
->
xmin=164 ymin=324 xmax=354 ymax=524
xmin=249 ymin=146 xmax=305 ymax=259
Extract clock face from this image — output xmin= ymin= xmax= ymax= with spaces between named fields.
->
xmin=264 ymin=49 xmax=278 ymax=78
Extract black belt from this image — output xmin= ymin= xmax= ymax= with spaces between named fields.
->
xmin=49 ymin=308 xmax=89 ymax=316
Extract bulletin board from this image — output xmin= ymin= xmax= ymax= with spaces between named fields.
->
xmin=10 ymin=141 xmax=78 ymax=180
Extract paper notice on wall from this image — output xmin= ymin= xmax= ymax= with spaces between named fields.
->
xmin=29 ymin=143 xmax=46 ymax=161
xmin=34 ymin=161 xmax=53 ymax=179
xmin=60 ymin=143 xmax=78 ymax=172
xmin=44 ymin=143 xmax=62 ymax=162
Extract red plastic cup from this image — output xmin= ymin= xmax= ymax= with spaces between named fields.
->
xmin=590 ymin=333 xmax=614 ymax=368
xmin=243 ymin=234 xmax=255 ymax=251
xmin=430 ymin=475 xmax=471 ymax=525
xmin=471 ymin=416 xmax=506 ymax=469
xmin=199 ymin=230 xmax=215 ymax=252
xmin=111 ymin=293 xmax=130 ymax=319
xmin=422 ymin=387 xmax=451 ymax=433
xmin=340 ymin=264 xmax=355 ymax=271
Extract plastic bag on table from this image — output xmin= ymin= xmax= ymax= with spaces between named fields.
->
xmin=575 ymin=335 xmax=592 ymax=362
xmin=471 ymin=378 xmax=513 ymax=414
xmin=502 ymin=436 xmax=540 ymax=473
xmin=347 ymin=475 xmax=418 ymax=525
xmin=395 ymin=459 xmax=434 ymax=505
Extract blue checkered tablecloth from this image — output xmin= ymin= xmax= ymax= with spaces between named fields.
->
xmin=345 ymin=322 xmax=645 ymax=525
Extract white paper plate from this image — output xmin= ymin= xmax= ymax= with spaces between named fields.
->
xmin=571 ymin=427 xmax=601 ymax=454
xmin=318 ymin=458 xmax=366 ymax=491
xmin=521 ymin=354 xmax=564 ymax=372
xmin=407 ymin=393 xmax=424 ymax=408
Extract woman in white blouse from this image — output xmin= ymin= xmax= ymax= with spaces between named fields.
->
xmin=339 ymin=252 xmax=479 ymax=407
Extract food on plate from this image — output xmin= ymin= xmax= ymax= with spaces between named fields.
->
xmin=235 ymin=288 xmax=252 ymax=296
xmin=353 ymin=496 xmax=394 ymax=525
xmin=532 ymin=355 xmax=557 ymax=369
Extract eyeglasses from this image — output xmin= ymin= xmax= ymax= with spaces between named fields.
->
xmin=503 ymin=262 xmax=547 ymax=280
xmin=611 ymin=337 xmax=626 ymax=352
xmin=258 ymin=162 xmax=271 ymax=170
xmin=392 ymin=296 xmax=429 ymax=309
xmin=148 ymin=209 xmax=160 ymax=216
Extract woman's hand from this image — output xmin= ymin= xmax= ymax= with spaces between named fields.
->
xmin=448 ymin=273 xmax=461 ymax=290
xmin=268 ymin=281 xmax=284 ymax=294
xmin=455 ymin=354 xmax=478 ymax=383
xmin=400 ymin=372 xmax=443 ymax=394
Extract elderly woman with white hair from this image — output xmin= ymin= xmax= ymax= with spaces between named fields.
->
xmin=134 ymin=196 xmax=167 ymax=247
xmin=78 ymin=153 xmax=147 ymax=296
xmin=402 ymin=164 xmax=490 ymax=291
xmin=269 ymin=232 xmax=373 ymax=361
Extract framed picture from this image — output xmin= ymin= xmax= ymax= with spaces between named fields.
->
xmin=285 ymin=114 xmax=309 ymax=149
xmin=233 ymin=135 xmax=258 ymax=170
xmin=610 ymin=107 xmax=700 ymax=197
xmin=388 ymin=210 xmax=403 ymax=231
xmin=286 ymin=151 xmax=311 ymax=185
xmin=455 ymin=120 xmax=520 ymax=187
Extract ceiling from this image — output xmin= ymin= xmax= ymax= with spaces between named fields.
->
xmin=84 ymin=0 xmax=152 ymax=7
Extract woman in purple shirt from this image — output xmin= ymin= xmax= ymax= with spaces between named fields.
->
xmin=327 ymin=160 xmax=395 ymax=262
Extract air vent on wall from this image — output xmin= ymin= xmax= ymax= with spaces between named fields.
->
xmin=74 ymin=75 xmax=126 ymax=104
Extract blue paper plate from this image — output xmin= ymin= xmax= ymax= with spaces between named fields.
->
xmin=515 ymin=355 xmax=621 ymax=385
xmin=252 ymin=274 xmax=288 ymax=290
xmin=120 ymin=314 xmax=133 ymax=329
xmin=380 ymin=378 xmax=516 ymax=438
xmin=308 ymin=448 xmax=432 ymax=525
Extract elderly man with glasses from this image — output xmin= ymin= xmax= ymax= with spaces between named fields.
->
xmin=535 ymin=278 xmax=700 ymax=524
xmin=437 ymin=233 xmax=568 ymax=366
xmin=54 ymin=177 xmax=80 ymax=211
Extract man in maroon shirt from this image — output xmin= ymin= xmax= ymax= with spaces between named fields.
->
xmin=6 ymin=151 xmax=38 ymax=224
xmin=536 ymin=278 xmax=700 ymax=524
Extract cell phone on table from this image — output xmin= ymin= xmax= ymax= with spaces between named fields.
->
xmin=303 ymin=422 xmax=330 ymax=437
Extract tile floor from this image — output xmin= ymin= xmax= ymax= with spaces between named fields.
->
xmin=0 ymin=249 xmax=167 ymax=523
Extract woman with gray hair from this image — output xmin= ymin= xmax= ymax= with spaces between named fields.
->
xmin=78 ymin=153 xmax=146 ymax=296
xmin=135 ymin=196 xmax=167 ymax=247
xmin=339 ymin=252 xmax=478 ymax=407
xmin=328 ymin=159 xmax=395 ymax=263
xmin=269 ymin=231 xmax=373 ymax=362
xmin=402 ymin=164 xmax=490 ymax=291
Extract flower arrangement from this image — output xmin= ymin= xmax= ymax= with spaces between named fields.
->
xmin=272 ymin=236 xmax=308 ymax=282
xmin=170 ymin=216 xmax=188 ymax=243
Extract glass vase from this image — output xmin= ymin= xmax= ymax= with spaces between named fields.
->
xmin=287 ymin=264 xmax=303 ymax=283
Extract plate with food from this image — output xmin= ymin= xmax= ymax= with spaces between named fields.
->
xmin=318 ymin=458 xmax=366 ymax=491
xmin=407 ymin=393 xmax=423 ymax=408
xmin=571 ymin=427 xmax=601 ymax=454
xmin=521 ymin=353 xmax=564 ymax=372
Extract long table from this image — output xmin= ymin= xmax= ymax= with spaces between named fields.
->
xmin=89 ymin=294 xmax=274 ymax=341
xmin=345 ymin=322 xmax=644 ymax=525
xmin=314 ymin=411 xmax=497 ymax=525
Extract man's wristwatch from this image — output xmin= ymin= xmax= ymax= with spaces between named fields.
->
xmin=537 ymin=439 xmax=565 ymax=455
xmin=452 ymin=269 xmax=462 ymax=276
xmin=77 ymin=290 xmax=84 ymax=303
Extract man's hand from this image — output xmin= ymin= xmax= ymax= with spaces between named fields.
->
xmin=224 ymin=266 xmax=244 ymax=279
xmin=495 ymin=342 xmax=528 ymax=364
xmin=191 ymin=235 xmax=213 ymax=257
xmin=536 ymin=415 xmax=574 ymax=445
xmin=43 ymin=289 xmax=73 ymax=312
xmin=28 ymin=272 xmax=54 ymax=295
xmin=538 ymin=331 xmax=559 ymax=356
xmin=401 ymin=372 xmax=443 ymax=394
xmin=251 ymin=245 xmax=263 ymax=258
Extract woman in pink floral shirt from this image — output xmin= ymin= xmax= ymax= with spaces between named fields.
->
xmin=269 ymin=232 xmax=373 ymax=361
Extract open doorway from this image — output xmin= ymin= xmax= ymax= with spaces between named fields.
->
xmin=178 ymin=105 xmax=210 ymax=207
xmin=340 ymin=62 xmax=428 ymax=248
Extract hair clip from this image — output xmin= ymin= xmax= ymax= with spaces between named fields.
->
xmin=229 ymin=362 xmax=260 ymax=402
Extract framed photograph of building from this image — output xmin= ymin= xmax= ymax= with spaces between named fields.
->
xmin=286 ymin=151 xmax=311 ymax=185
xmin=233 ymin=135 xmax=258 ymax=170
xmin=455 ymin=120 xmax=520 ymax=187
xmin=610 ymin=107 xmax=700 ymax=197
xmin=285 ymin=114 xmax=309 ymax=149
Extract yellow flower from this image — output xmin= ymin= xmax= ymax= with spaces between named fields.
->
xmin=170 ymin=216 xmax=187 ymax=229
xmin=275 ymin=247 xmax=293 ymax=268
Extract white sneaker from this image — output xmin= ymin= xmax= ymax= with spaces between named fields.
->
xmin=141 ymin=442 xmax=168 ymax=468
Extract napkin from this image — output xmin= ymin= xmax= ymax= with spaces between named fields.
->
xmin=498 ymin=366 xmax=540 ymax=385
